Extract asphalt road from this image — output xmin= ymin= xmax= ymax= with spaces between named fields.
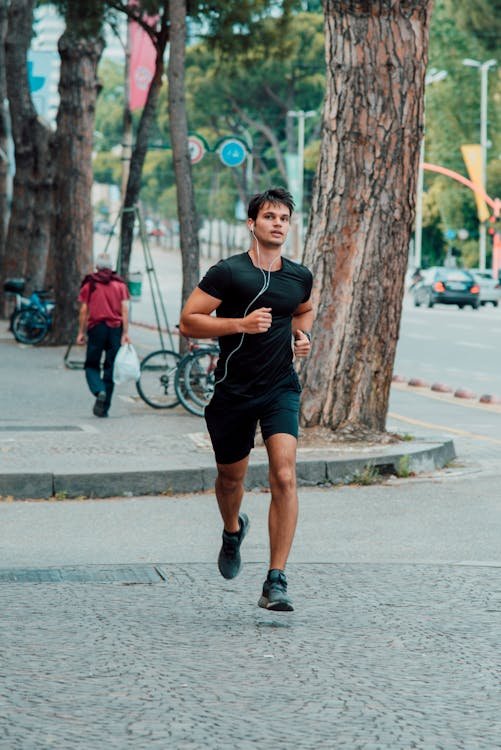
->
xmin=395 ymin=297 xmax=501 ymax=396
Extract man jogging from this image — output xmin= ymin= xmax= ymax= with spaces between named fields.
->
xmin=76 ymin=254 xmax=130 ymax=418
xmin=180 ymin=187 xmax=313 ymax=612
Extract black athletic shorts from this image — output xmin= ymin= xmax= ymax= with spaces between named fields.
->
xmin=204 ymin=370 xmax=301 ymax=465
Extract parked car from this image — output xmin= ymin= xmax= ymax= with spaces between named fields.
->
xmin=412 ymin=267 xmax=480 ymax=309
xmin=93 ymin=220 xmax=114 ymax=235
xmin=470 ymin=270 xmax=501 ymax=307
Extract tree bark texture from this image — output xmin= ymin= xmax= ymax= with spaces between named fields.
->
xmin=300 ymin=0 xmax=432 ymax=437
xmin=168 ymin=0 xmax=200 ymax=349
xmin=0 ymin=0 xmax=54 ymax=315
xmin=119 ymin=12 xmax=169 ymax=278
xmin=49 ymin=30 xmax=104 ymax=344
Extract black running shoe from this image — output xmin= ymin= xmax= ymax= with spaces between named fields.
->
xmin=217 ymin=513 xmax=249 ymax=579
xmin=93 ymin=391 xmax=107 ymax=417
xmin=258 ymin=569 xmax=294 ymax=612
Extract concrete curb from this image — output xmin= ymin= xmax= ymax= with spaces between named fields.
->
xmin=0 ymin=439 xmax=456 ymax=500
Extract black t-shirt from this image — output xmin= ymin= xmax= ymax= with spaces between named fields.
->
xmin=198 ymin=252 xmax=313 ymax=398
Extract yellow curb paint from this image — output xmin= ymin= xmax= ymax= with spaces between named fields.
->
xmin=388 ymin=412 xmax=501 ymax=446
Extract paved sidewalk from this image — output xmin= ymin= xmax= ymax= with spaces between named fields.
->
xmin=0 ymin=322 xmax=454 ymax=499
xmin=1 ymin=562 xmax=500 ymax=750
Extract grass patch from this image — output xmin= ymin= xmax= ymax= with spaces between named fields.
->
xmin=395 ymin=455 xmax=414 ymax=478
xmin=350 ymin=464 xmax=381 ymax=486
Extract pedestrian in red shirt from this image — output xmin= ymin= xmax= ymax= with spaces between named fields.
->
xmin=76 ymin=254 xmax=130 ymax=417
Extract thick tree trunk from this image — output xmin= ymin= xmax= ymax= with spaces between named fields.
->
xmin=300 ymin=0 xmax=432 ymax=438
xmin=0 ymin=0 xmax=8 ymax=281
xmin=0 ymin=0 xmax=54 ymax=315
xmin=119 ymin=30 xmax=168 ymax=277
xmin=48 ymin=30 xmax=104 ymax=344
xmin=168 ymin=0 xmax=200 ymax=349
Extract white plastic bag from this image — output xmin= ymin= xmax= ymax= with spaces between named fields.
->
xmin=113 ymin=344 xmax=140 ymax=385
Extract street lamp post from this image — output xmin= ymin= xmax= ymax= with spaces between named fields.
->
xmin=286 ymin=109 xmax=315 ymax=256
xmin=462 ymin=58 xmax=497 ymax=271
xmin=414 ymin=69 xmax=448 ymax=269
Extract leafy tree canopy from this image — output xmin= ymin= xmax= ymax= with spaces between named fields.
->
xmin=445 ymin=0 xmax=501 ymax=53
xmin=420 ymin=0 xmax=500 ymax=265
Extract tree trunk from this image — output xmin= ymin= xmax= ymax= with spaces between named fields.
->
xmin=118 ymin=20 xmax=169 ymax=278
xmin=0 ymin=0 xmax=54 ymax=315
xmin=300 ymin=0 xmax=432 ymax=438
xmin=48 ymin=29 xmax=104 ymax=344
xmin=0 ymin=0 xmax=8 ymax=282
xmin=168 ymin=0 xmax=200 ymax=350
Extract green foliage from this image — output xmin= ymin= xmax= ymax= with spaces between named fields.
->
xmin=92 ymin=4 xmax=324 ymax=224
xmin=432 ymin=178 xmax=478 ymax=239
xmin=420 ymin=0 xmax=501 ymax=265
xmin=457 ymin=239 xmax=480 ymax=269
xmin=94 ymin=60 xmax=124 ymax=152
xmin=421 ymin=182 xmax=446 ymax=265
xmin=184 ymin=10 xmax=324 ymax=210
xmin=445 ymin=0 xmax=501 ymax=53
xmin=50 ymin=0 xmax=106 ymax=37
xmin=395 ymin=456 xmax=413 ymax=479
xmin=192 ymin=0 xmax=299 ymax=56
xmin=350 ymin=464 xmax=381 ymax=486
xmin=93 ymin=152 xmax=121 ymax=184
xmin=93 ymin=0 xmax=499 ymax=243
xmin=487 ymin=159 xmax=501 ymax=199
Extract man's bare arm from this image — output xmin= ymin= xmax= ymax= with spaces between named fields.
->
xmin=292 ymin=300 xmax=314 ymax=337
xmin=121 ymin=300 xmax=131 ymax=344
xmin=179 ymin=287 xmax=272 ymax=339
xmin=292 ymin=300 xmax=314 ymax=358
xmin=76 ymin=303 xmax=88 ymax=344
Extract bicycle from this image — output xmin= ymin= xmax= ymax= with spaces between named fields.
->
xmin=4 ymin=278 xmax=55 ymax=345
xmin=135 ymin=339 xmax=219 ymax=416
xmin=135 ymin=348 xmax=182 ymax=409
xmin=173 ymin=341 xmax=219 ymax=417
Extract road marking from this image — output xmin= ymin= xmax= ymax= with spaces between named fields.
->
xmin=406 ymin=333 xmax=435 ymax=340
xmin=388 ymin=412 xmax=501 ymax=445
xmin=443 ymin=323 xmax=476 ymax=331
xmin=457 ymin=341 xmax=496 ymax=350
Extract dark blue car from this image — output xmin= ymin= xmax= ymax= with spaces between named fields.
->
xmin=412 ymin=267 xmax=480 ymax=310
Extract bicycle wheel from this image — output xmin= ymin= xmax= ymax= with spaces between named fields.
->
xmin=185 ymin=346 xmax=218 ymax=407
xmin=173 ymin=352 xmax=200 ymax=415
xmin=174 ymin=346 xmax=218 ymax=417
xmin=136 ymin=349 xmax=181 ymax=409
xmin=11 ymin=308 xmax=49 ymax=344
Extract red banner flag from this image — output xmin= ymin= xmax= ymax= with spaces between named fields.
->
xmin=128 ymin=8 xmax=157 ymax=111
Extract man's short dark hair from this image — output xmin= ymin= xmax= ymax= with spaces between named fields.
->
xmin=247 ymin=187 xmax=295 ymax=220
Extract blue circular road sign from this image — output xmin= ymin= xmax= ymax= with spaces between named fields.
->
xmin=218 ymin=139 xmax=247 ymax=168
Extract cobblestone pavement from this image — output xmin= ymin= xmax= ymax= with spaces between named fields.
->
xmin=1 ymin=563 xmax=500 ymax=749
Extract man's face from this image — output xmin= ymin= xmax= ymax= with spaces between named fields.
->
xmin=249 ymin=201 xmax=291 ymax=247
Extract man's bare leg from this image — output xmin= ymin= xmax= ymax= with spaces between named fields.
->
xmin=215 ymin=456 xmax=249 ymax=533
xmin=265 ymin=433 xmax=298 ymax=570
xmin=257 ymin=433 xmax=297 ymax=610
xmin=215 ymin=456 xmax=251 ymax=579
